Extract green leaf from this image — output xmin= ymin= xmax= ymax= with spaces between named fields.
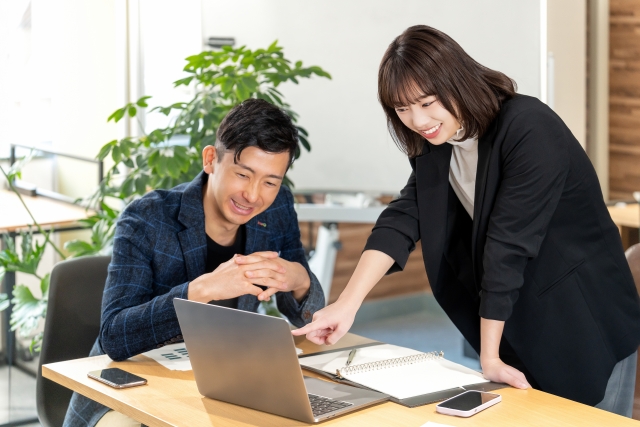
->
xmin=173 ymin=76 xmax=194 ymax=87
xmin=240 ymin=75 xmax=259 ymax=92
xmin=100 ymin=202 xmax=118 ymax=219
xmin=309 ymin=66 xmax=332 ymax=79
xmin=128 ymin=105 xmax=137 ymax=117
xmin=30 ymin=331 xmax=43 ymax=353
xmin=299 ymin=133 xmax=311 ymax=151
xmin=13 ymin=285 xmax=37 ymax=305
xmin=136 ymin=96 xmax=152 ymax=107
xmin=107 ymin=107 xmax=126 ymax=123
xmin=135 ymin=174 xmax=149 ymax=194
xmin=97 ymin=140 xmax=116 ymax=161
xmin=148 ymin=150 xmax=160 ymax=168
xmin=121 ymin=176 xmax=136 ymax=197
xmin=10 ymin=283 xmax=47 ymax=338
xmin=220 ymin=77 xmax=234 ymax=93
xmin=267 ymin=40 xmax=279 ymax=52
xmin=40 ymin=274 xmax=50 ymax=297
xmin=0 ymin=230 xmax=46 ymax=276
xmin=111 ymin=145 xmax=122 ymax=163
xmin=64 ymin=240 xmax=95 ymax=256
xmin=0 ymin=292 xmax=8 ymax=312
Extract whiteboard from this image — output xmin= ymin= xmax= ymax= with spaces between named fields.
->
xmin=201 ymin=0 xmax=543 ymax=193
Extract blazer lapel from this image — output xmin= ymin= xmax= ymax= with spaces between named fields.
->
xmin=472 ymin=120 xmax=497 ymax=281
xmin=177 ymin=173 xmax=207 ymax=282
xmin=416 ymin=142 xmax=452 ymax=290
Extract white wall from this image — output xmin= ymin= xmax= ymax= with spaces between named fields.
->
xmin=201 ymin=0 xmax=543 ymax=193
xmin=32 ymin=0 xmax=119 ymax=199
xmin=547 ymin=0 xmax=587 ymax=147
xmin=139 ymin=0 xmax=202 ymax=133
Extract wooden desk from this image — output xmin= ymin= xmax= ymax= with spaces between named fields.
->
xmin=43 ymin=334 xmax=638 ymax=427
xmin=0 ymin=189 xmax=89 ymax=232
xmin=608 ymin=203 xmax=640 ymax=250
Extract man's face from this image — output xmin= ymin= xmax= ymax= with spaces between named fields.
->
xmin=204 ymin=145 xmax=289 ymax=227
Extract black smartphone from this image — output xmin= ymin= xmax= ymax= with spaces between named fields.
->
xmin=87 ymin=368 xmax=147 ymax=389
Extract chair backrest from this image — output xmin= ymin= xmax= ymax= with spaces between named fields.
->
xmin=36 ymin=256 xmax=111 ymax=427
xmin=626 ymin=243 xmax=640 ymax=296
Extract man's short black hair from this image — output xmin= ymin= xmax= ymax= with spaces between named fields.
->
xmin=215 ymin=98 xmax=299 ymax=166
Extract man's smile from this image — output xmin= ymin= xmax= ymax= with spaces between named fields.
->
xmin=230 ymin=198 xmax=255 ymax=215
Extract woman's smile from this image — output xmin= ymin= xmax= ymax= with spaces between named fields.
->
xmin=419 ymin=123 xmax=442 ymax=139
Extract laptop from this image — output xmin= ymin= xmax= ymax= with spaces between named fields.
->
xmin=173 ymin=298 xmax=388 ymax=423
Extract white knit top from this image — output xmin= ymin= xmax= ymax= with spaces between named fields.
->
xmin=447 ymin=129 xmax=478 ymax=218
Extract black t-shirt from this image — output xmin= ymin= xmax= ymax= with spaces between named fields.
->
xmin=205 ymin=225 xmax=245 ymax=309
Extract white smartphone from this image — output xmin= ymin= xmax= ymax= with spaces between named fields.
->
xmin=436 ymin=390 xmax=501 ymax=417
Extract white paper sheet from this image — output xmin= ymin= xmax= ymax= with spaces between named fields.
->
xmin=142 ymin=343 xmax=192 ymax=371
xmin=142 ymin=343 xmax=303 ymax=371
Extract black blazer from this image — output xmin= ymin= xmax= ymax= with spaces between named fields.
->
xmin=365 ymin=95 xmax=640 ymax=405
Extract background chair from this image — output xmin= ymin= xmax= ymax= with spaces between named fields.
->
xmin=625 ymin=243 xmax=640 ymax=421
xmin=36 ymin=256 xmax=111 ymax=427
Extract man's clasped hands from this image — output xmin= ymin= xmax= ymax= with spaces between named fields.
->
xmin=188 ymin=251 xmax=311 ymax=303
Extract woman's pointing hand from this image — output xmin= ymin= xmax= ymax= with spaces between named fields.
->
xmin=292 ymin=299 xmax=358 ymax=345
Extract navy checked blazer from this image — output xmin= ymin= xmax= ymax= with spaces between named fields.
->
xmin=63 ymin=171 xmax=324 ymax=427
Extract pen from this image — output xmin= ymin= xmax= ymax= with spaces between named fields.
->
xmin=345 ymin=349 xmax=357 ymax=367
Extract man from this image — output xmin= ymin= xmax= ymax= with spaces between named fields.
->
xmin=64 ymin=98 xmax=325 ymax=427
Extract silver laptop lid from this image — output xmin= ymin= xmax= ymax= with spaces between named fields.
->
xmin=173 ymin=298 xmax=315 ymax=422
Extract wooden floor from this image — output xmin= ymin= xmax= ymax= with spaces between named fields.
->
xmin=610 ymin=0 xmax=640 ymax=200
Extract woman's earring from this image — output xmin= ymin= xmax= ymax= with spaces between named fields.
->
xmin=455 ymin=127 xmax=464 ymax=139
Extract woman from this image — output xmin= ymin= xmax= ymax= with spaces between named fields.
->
xmin=293 ymin=25 xmax=640 ymax=416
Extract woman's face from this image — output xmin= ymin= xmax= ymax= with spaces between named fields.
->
xmin=394 ymin=95 xmax=461 ymax=145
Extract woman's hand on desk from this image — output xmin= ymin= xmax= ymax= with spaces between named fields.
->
xmin=480 ymin=317 xmax=531 ymax=389
xmin=481 ymin=357 xmax=531 ymax=389
xmin=291 ymin=298 xmax=358 ymax=345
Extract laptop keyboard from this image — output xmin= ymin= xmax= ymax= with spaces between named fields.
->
xmin=308 ymin=393 xmax=353 ymax=417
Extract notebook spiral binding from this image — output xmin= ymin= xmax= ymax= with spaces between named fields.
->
xmin=336 ymin=350 xmax=444 ymax=379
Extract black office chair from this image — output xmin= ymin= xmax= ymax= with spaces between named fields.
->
xmin=36 ymin=256 xmax=111 ymax=427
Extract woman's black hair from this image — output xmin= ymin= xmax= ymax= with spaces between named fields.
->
xmin=378 ymin=25 xmax=517 ymax=157
xmin=216 ymin=98 xmax=299 ymax=166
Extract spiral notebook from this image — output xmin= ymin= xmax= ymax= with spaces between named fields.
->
xmin=299 ymin=343 xmax=503 ymax=407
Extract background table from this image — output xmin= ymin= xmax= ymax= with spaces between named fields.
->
xmin=0 ymin=190 xmax=89 ymax=232
xmin=607 ymin=203 xmax=640 ymax=249
xmin=43 ymin=333 xmax=639 ymax=427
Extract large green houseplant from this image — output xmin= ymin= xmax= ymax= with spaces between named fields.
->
xmin=0 ymin=41 xmax=330 ymax=351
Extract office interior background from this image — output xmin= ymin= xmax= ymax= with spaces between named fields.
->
xmin=0 ymin=0 xmax=639 ymax=425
